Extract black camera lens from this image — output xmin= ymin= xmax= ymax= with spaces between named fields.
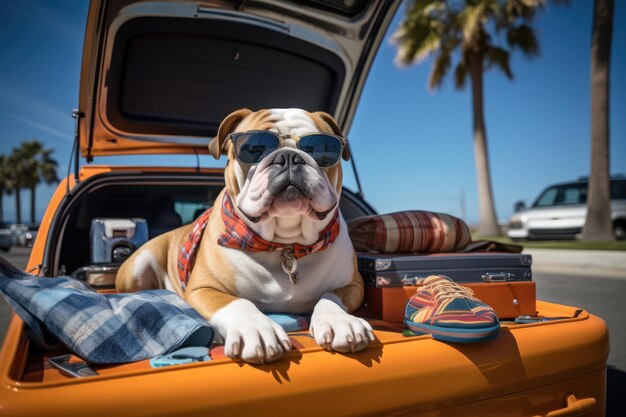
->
xmin=112 ymin=244 xmax=134 ymax=263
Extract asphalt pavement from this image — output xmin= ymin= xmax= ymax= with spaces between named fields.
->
xmin=525 ymin=246 xmax=626 ymax=374
xmin=0 ymin=247 xmax=31 ymax=340
xmin=526 ymin=247 xmax=626 ymax=279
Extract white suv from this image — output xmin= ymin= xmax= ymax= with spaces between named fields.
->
xmin=507 ymin=177 xmax=626 ymax=240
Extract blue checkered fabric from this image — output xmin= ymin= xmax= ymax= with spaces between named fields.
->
xmin=0 ymin=257 xmax=215 ymax=364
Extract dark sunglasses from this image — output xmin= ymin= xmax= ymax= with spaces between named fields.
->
xmin=228 ymin=130 xmax=345 ymax=168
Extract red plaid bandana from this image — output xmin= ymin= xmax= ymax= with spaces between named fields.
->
xmin=177 ymin=193 xmax=340 ymax=289
xmin=177 ymin=207 xmax=212 ymax=289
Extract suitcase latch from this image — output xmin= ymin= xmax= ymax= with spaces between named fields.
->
xmin=481 ymin=272 xmax=514 ymax=282
xmin=375 ymin=260 xmax=392 ymax=271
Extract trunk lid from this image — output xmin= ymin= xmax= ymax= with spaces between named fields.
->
xmin=78 ymin=0 xmax=400 ymax=160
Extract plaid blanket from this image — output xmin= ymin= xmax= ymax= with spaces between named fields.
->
xmin=0 ymin=257 xmax=215 ymax=364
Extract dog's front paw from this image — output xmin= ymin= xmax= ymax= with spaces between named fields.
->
xmin=212 ymin=300 xmax=291 ymax=364
xmin=310 ymin=298 xmax=375 ymax=353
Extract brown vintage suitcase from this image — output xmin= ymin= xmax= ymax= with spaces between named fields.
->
xmin=356 ymin=252 xmax=536 ymax=323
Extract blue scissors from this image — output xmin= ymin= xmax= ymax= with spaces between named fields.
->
xmin=150 ymin=347 xmax=211 ymax=368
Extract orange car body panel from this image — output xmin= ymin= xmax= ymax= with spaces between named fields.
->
xmin=0 ymin=301 xmax=608 ymax=416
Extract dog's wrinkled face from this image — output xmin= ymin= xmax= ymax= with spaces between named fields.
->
xmin=209 ymin=108 xmax=349 ymax=245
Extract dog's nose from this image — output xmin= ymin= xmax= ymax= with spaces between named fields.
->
xmin=271 ymin=150 xmax=306 ymax=168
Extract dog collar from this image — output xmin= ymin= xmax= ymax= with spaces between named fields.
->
xmin=177 ymin=208 xmax=212 ymax=290
xmin=177 ymin=193 xmax=341 ymax=288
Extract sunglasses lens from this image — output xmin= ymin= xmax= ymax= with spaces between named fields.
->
xmin=298 ymin=134 xmax=342 ymax=168
xmin=233 ymin=132 xmax=280 ymax=165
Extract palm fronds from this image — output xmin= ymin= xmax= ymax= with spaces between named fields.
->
xmin=392 ymin=0 xmax=545 ymax=90
xmin=8 ymin=140 xmax=59 ymax=223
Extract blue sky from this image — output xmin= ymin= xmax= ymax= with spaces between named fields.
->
xmin=0 ymin=0 xmax=625 ymax=225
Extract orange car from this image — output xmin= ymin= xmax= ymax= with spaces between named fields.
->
xmin=0 ymin=1 xmax=608 ymax=416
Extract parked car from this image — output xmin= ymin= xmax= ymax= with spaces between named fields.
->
xmin=0 ymin=223 xmax=12 ymax=252
xmin=23 ymin=224 xmax=39 ymax=248
xmin=10 ymin=224 xmax=40 ymax=247
xmin=9 ymin=224 xmax=28 ymax=247
xmin=0 ymin=1 xmax=608 ymax=416
xmin=507 ymin=177 xmax=626 ymax=240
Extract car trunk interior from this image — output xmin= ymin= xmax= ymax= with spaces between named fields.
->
xmin=49 ymin=173 xmax=374 ymax=278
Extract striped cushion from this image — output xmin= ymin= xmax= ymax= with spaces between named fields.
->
xmin=347 ymin=211 xmax=471 ymax=253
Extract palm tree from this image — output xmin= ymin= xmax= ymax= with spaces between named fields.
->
xmin=0 ymin=155 xmax=15 ymax=223
xmin=392 ymin=0 xmax=546 ymax=237
xmin=581 ymin=0 xmax=614 ymax=241
xmin=8 ymin=151 xmax=24 ymax=225
xmin=11 ymin=141 xmax=60 ymax=224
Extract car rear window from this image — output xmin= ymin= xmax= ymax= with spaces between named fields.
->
xmin=533 ymin=179 xmax=626 ymax=207
xmin=105 ymin=17 xmax=345 ymax=139
xmin=533 ymin=183 xmax=587 ymax=207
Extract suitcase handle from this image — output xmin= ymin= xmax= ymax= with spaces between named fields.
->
xmin=481 ymin=272 xmax=514 ymax=282
xmin=532 ymin=393 xmax=596 ymax=417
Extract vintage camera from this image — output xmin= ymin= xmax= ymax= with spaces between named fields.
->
xmin=74 ymin=218 xmax=149 ymax=287
xmin=90 ymin=218 xmax=149 ymax=264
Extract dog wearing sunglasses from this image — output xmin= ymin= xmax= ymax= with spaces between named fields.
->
xmin=116 ymin=108 xmax=373 ymax=364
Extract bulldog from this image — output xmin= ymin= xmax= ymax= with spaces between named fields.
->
xmin=116 ymin=108 xmax=374 ymax=364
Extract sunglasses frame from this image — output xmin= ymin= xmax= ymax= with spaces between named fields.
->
xmin=227 ymin=130 xmax=345 ymax=168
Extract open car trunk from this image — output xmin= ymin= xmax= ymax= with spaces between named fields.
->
xmin=0 ymin=167 xmax=609 ymax=417
xmin=41 ymin=167 xmax=376 ymax=277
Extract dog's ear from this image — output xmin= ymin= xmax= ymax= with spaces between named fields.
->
xmin=209 ymin=108 xmax=253 ymax=159
xmin=312 ymin=111 xmax=351 ymax=161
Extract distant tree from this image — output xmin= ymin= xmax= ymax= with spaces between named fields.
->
xmin=8 ymin=151 xmax=24 ymax=224
xmin=581 ymin=0 xmax=614 ymax=241
xmin=0 ymin=155 xmax=14 ymax=223
xmin=11 ymin=141 xmax=60 ymax=224
xmin=392 ymin=0 xmax=548 ymax=236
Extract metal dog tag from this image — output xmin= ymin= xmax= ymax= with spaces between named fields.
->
xmin=281 ymin=250 xmax=300 ymax=285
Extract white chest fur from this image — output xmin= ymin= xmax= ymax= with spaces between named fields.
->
xmin=219 ymin=218 xmax=354 ymax=314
